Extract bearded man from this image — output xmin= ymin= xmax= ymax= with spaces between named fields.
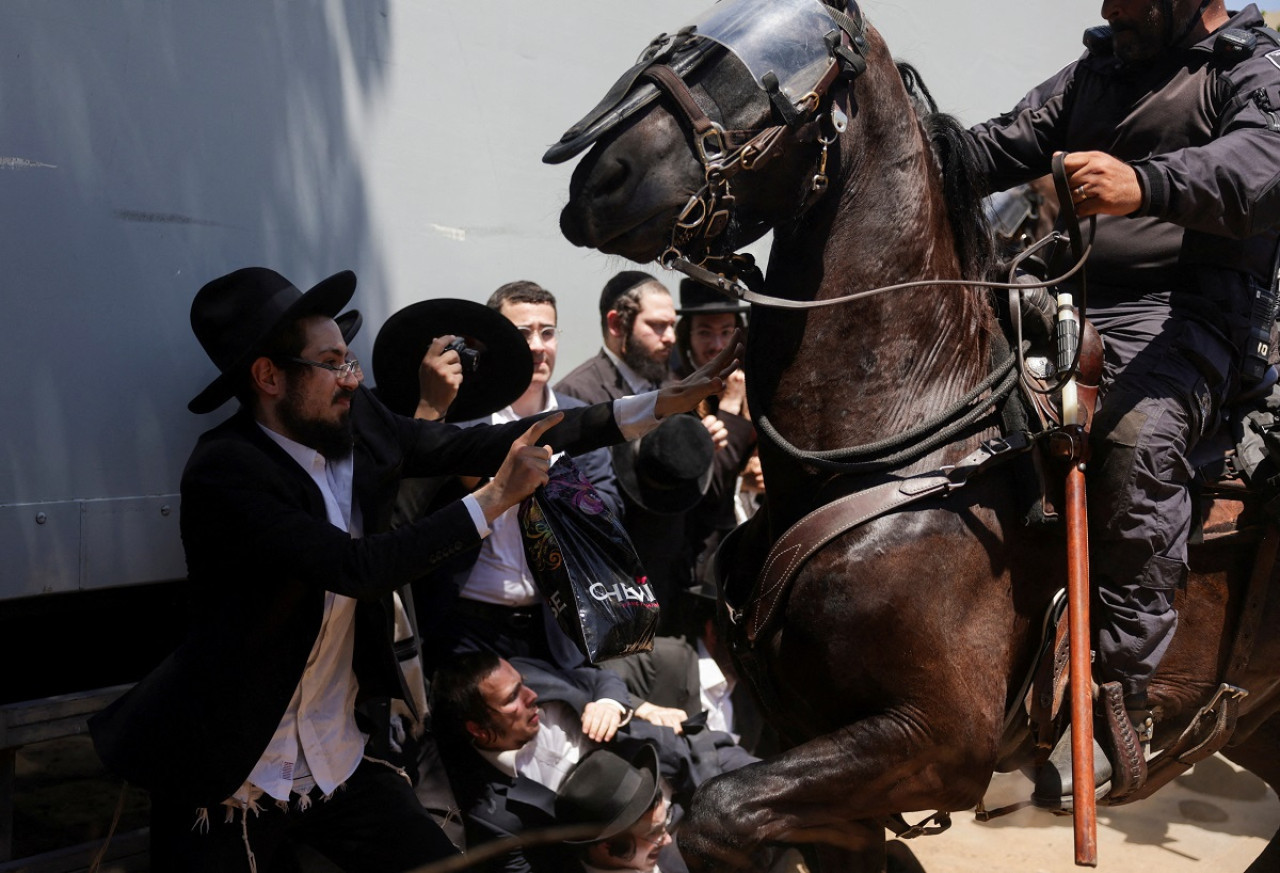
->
xmin=557 ymin=272 xmax=714 ymax=630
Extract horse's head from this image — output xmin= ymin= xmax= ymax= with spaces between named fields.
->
xmin=547 ymin=0 xmax=873 ymax=272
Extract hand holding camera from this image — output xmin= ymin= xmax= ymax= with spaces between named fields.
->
xmin=444 ymin=336 xmax=481 ymax=375
xmin=414 ymin=334 xmax=475 ymax=421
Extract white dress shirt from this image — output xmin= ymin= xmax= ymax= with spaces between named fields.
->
xmin=455 ymin=393 xmax=562 ymax=607
xmin=453 ymin=390 xmax=658 ymax=607
xmin=477 ymin=700 xmax=587 ymax=793
xmin=697 ymin=639 xmax=737 ymax=741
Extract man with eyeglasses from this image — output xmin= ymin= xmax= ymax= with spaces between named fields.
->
xmin=412 ymin=280 xmax=690 ymax=734
xmin=555 ymin=746 xmax=676 ymax=873
xmin=89 ymin=267 xmax=739 ymax=872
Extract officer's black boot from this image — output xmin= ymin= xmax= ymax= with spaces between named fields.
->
xmin=1031 ymin=729 xmax=1113 ymax=811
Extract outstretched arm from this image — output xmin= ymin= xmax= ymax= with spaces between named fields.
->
xmin=655 ymin=330 xmax=743 ymax=419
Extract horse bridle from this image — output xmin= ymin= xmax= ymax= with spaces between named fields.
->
xmin=542 ymin=0 xmax=873 ymax=285
xmin=648 ymin=3 xmax=872 ymax=279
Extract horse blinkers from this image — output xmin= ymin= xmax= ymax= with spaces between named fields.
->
xmin=544 ymin=0 xmax=871 ymax=280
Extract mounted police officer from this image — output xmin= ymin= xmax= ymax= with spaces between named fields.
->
xmin=965 ymin=0 xmax=1280 ymax=806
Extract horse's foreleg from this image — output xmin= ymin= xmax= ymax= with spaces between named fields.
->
xmin=679 ymin=714 xmax=990 ymax=872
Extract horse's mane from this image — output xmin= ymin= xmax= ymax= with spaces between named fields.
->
xmin=896 ymin=62 xmax=997 ymax=282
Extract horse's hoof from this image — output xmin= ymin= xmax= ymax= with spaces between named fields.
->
xmin=1031 ymin=731 xmax=1113 ymax=810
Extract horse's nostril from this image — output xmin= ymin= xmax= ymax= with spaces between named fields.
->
xmin=592 ymin=156 xmax=632 ymax=201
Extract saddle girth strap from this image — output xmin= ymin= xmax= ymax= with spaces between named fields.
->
xmin=738 ymin=433 xmax=1032 ymax=644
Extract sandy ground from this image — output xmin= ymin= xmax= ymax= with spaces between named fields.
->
xmin=907 ymin=756 xmax=1279 ymax=872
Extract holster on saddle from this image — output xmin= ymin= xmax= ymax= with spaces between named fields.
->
xmin=1000 ymin=280 xmax=1104 ymax=526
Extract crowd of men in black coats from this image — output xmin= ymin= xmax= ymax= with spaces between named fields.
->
xmin=90 ymin=266 xmax=766 ymax=873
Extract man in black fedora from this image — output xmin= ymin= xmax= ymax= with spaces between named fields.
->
xmin=673 ymin=279 xmax=759 ymax=592
xmin=373 ymin=282 xmax=624 ymax=667
xmin=556 ymin=745 xmax=679 ymax=873
xmin=89 ymin=266 xmax=739 ymax=872
xmin=559 ymin=272 xmax=736 ymax=633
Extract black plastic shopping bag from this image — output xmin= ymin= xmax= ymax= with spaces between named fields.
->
xmin=518 ymin=455 xmax=658 ymax=663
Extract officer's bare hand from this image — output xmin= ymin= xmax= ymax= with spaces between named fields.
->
xmin=581 ymin=700 xmax=623 ymax=743
xmin=416 ymin=335 xmax=463 ymax=421
xmin=473 ymin=413 xmax=561 ymax=523
xmin=1060 ymin=151 xmax=1142 ymax=218
xmin=655 ymin=329 xmax=743 ymax=419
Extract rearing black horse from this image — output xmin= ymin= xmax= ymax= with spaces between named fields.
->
xmin=545 ymin=1 xmax=1280 ymax=870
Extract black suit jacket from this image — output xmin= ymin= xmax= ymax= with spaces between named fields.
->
xmin=447 ymin=753 xmax=564 ymax=873
xmin=90 ymin=386 xmax=622 ymax=807
xmin=512 ymin=658 xmax=752 ymax=806
xmin=554 ymin=350 xmax=633 ymax=405
xmin=602 ymin=636 xmax=776 ymax=757
xmin=442 ymin=657 xmax=629 ymax=873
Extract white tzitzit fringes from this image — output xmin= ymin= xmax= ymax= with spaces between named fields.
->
xmin=363 ymin=753 xmax=412 ymax=786
xmin=240 ymin=807 xmax=259 ymax=873
xmin=216 ymin=793 xmax=266 ymax=873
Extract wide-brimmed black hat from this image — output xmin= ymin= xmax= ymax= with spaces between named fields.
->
xmin=335 ymin=309 xmax=362 ymax=344
xmin=611 ymin=414 xmax=714 ymax=515
xmin=188 ymin=267 xmax=357 ymax=414
xmin=555 ymin=744 xmax=660 ymax=844
xmin=371 ymin=298 xmax=533 ymax=422
xmin=677 ymin=278 xmax=748 ymax=315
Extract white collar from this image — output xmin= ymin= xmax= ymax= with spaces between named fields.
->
xmin=258 ymin=422 xmax=342 ymax=470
